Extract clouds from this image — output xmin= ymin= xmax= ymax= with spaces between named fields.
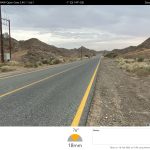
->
xmin=2 ymin=5 xmax=150 ymax=50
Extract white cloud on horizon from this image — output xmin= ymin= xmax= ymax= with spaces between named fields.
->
xmin=2 ymin=5 xmax=150 ymax=51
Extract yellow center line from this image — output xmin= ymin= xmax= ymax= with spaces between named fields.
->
xmin=71 ymin=58 xmax=101 ymax=126
xmin=0 ymin=63 xmax=86 ymax=98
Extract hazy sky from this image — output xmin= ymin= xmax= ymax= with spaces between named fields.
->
xmin=2 ymin=5 xmax=150 ymax=51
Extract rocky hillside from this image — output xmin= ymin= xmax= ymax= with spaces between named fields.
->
xmin=1 ymin=37 xmax=97 ymax=64
xmin=136 ymin=37 xmax=150 ymax=49
xmin=105 ymin=37 xmax=150 ymax=59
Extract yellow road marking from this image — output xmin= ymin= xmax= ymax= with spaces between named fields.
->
xmin=0 ymin=63 xmax=85 ymax=98
xmin=71 ymin=58 xmax=101 ymax=126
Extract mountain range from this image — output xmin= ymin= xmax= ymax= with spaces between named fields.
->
xmin=1 ymin=37 xmax=97 ymax=63
xmin=106 ymin=37 xmax=150 ymax=58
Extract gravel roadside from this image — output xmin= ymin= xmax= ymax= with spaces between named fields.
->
xmin=86 ymin=58 xmax=150 ymax=126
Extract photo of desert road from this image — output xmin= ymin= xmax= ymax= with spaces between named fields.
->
xmin=0 ymin=5 xmax=150 ymax=126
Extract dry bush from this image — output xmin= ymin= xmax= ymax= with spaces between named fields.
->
xmin=104 ymin=52 xmax=118 ymax=58
xmin=0 ymin=66 xmax=16 ymax=72
xmin=50 ymin=59 xmax=62 ymax=65
xmin=117 ymin=58 xmax=150 ymax=76
xmin=24 ymin=62 xmax=39 ymax=68
xmin=0 ymin=63 xmax=5 ymax=67
xmin=7 ymin=61 xmax=20 ymax=66
xmin=137 ymin=57 xmax=144 ymax=62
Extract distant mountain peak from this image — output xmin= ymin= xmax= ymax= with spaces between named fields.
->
xmin=137 ymin=37 xmax=150 ymax=49
xmin=79 ymin=46 xmax=89 ymax=49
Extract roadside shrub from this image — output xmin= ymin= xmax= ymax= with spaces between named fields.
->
xmin=36 ymin=61 xmax=42 ymax=66
xmin=145 ymin=65 xmax=150 ymax=71
xmin=118 ymin=60 xmax=150 ymax=76
xmin=24 ymin=62 xmax=35 ymax=68
xmin=7 ymin=61 xmax=20 ymax=66
xmin=34 ymin=63 xmax=38 ymax=68
xmin=42 ymin=59 xmax=49 ymax=64
xmin=136 ymin=66 xmax=150 ymax=76
xmin=116 ymin=58 xmax=126 ymax=66
xmin=124 ymin=59 xmax=135 ymax=63
xmin=0 ymin=66 xmax=16 ymax=72
xmin=85 ymin=54 xmax=90 ymax=58
xmin=24 ymin=62 xmax=40 ymax=68
xmin=0 ymin=63 xmax=4 ymax=67
xmin=51 ymin=59 xmax=61 ymax=65
xmin=104 ymin=52 xmax=118 ymax=58
xmin=137 ymin=57 xmax=144 ymax=62
xmin=69 ymin=58 xmax=77 ymax=62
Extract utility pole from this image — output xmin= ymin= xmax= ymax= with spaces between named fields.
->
xmin=8 ymin=19 xmax=11 ymax=60
xmin=1 ymin=17 xmax=11 ymax=61
xmin=0 ymin=5 xmax=4 ymax=63
xmin=81 ymin=46 xmax=82 ymax=60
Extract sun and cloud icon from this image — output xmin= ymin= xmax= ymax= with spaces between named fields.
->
xmin=68 ymin=134 xmax=82 ymax=142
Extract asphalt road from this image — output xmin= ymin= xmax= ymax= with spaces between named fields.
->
xmin=0 ymin=56 xmax=100 ymax=126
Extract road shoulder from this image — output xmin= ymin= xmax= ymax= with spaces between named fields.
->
xmin=86 ymin=58 xmax=150 ymax=126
